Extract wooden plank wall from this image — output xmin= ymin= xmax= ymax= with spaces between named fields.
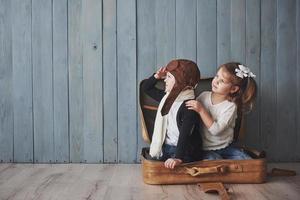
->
xmin=0 ymin=0 xmax=299 ymax=163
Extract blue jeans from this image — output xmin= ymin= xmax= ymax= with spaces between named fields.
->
xmin=203 ymin=143 xmax=251 ymax=160
xmin=158 ymin=144 xmax=194 ymax=163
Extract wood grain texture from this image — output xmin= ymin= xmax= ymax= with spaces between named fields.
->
xmin=197 ymin=0 xmax=217 ymax=77
xmin=12 ymin=0 xmax=33 ymax=163
xmin=103 ymin=0 xmax=118 ymax=163
xmin=32 ymin=0 xmax=54 ymax=163
xmin=0 ymin=0 xmax=300 ymax=163
xmin=260 ymin=0 xmax=277 ymax=160
xmin=297 ymin=0 xmax=300 ymax=161
xmin=136 ymin=0 xmax=156 ymax=161
xmin=68 ymin=0 xmax=84 ymax=163
xmin=0 ymin=0 xmax=13 ymax=163
xmin=276 ymin=0 xmax=297 ymax=161
xmin=244 ymin=0 xmax=261 ymax=150
xmin=176 ymin=0 xmax=197 ymax=61
xmin=155 ymin=0 xmax=176 ymax=66
xmin=217 ymin=0 xmax=231 ymax=66
xmin=53 ymin=0 xmax=69 ymax=163
xmin=82 ymin=0 xmax=103 ymax=163
xmin=0 ymin=163 xmax=299 ymax=199
xmin=230 ymin=0 xmax=246 ymax=63
xmin=117 ymin=0 xmax=137 ymax=163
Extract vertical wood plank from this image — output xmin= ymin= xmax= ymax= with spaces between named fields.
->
xmin=244 ymin=0 xmax=261 ymax=149
xmin=0 ymin=0 xmax=13 ymax=162
xmin=82 ymin=0 xmax=103 ymax=163
xmin=217 ymin=0 xmax=231 ymax=66
xmin=276 ymin=0 xmax=297 ymax=161
xmin=117 ymin=0 xmax=137 ymax=163
xmin=155 ymin=0 xmax=176 ymax=66
xmin=297 ymin=0 xmax=300 ymax=160
xmin=260 ymin=0 xmax=277 ymax=160
xmin=137 ymin=0 xmax=156 ymax=77
xmin=136 ymin=0 xmax=156 ymax=161
xmin=197 ymin=0 xmax=217 ymax=77
xmin=103 ymin=0 xmax=118 ymax=163
xmin=176 ymin=0 xmax=197 ymax=61
xmin=53 ymin=0 xmax=69 ymax=163
xmin=12 ymin=0 xmax=33 ymax=162
xmin=32 ymin=0 xmax=54 ymax=163
xmin=231 ymin=0 xmax=246 ymax=63
xmin=68 ymin=0 xmax=84 ymax=163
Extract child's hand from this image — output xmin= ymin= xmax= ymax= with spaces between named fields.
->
xmin=154 ymin=66 xmax=167 ymax=79
xmin=185 ymin=100 xmax=203 ymax=113
xmin=164 ymin=158 xmax=182 ymax=169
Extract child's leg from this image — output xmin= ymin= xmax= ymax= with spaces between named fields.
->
xmin=161 ymin=144 xmax=177 ymax=160
xmin=203 ymin=150 xmax=223 ymax=160
xmin=217 ymin=145 xmax=252 ymax=160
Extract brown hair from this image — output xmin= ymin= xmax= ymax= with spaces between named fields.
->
xmin=161 ymin=59 xmax=200 ymax=115
xmin=219 ymin=62 xmax=257 ymax=115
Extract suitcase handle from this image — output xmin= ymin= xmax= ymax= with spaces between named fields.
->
xmin=185 ymin=165 xmax=227 ymax=177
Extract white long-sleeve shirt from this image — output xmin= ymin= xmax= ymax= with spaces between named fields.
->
xmin=196 ymin=91 xmax=237 ymax=150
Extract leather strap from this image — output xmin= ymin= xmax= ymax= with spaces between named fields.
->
xmin=198 ymin=182 xmax=230 ymax=200
xmin=185 ymin=164 xmax=243 ymax=177
xmin=268 ymin=168 xmax=296 ymax=177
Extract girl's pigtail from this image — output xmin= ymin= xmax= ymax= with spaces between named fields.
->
xmin=241 ymin=77 xmax=257 ymax=113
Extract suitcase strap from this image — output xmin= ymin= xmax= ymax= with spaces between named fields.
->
xmin=198 ymin=182 xmax=230 ymax=200
xmin=185 ymin=164 xmax=242 ymax=177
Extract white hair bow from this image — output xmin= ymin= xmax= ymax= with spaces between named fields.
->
xmin=235 ymin=65 xmax=256 ymax=79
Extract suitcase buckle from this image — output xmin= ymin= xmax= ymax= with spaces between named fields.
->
xmin=185 ymin=165 xmax=227 ymax=177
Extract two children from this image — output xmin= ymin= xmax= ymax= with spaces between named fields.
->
xmin=143 ymin=60 xmax=257 ymax=168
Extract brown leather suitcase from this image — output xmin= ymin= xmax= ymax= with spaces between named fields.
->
xmin=139 ymin=78 xmax=267 ymax=185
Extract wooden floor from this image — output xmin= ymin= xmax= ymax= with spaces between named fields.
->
xmin=0 ymin=163 xmax=299 ymax=200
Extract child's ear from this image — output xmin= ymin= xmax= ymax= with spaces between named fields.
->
xmin=230 ymin=86 xmax=239 ymax=94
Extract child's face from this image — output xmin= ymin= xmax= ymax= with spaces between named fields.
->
xmin=212 ymin=67 xmax=238 ymax=96
xmin=164 ymin=72 xmax=176 ymax=93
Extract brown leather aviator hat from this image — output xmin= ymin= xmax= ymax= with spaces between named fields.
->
xmin=161 ymin=59 xmax=201 ymax=116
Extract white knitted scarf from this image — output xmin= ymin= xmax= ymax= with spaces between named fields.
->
xmin=149 ymin=89 xmax=195 ymax=158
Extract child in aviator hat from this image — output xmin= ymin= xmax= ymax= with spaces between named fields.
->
xmin=141 ymin=59 xmax=203 ymax=169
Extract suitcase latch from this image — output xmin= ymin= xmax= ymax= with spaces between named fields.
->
xmin=185 ymin=165 xmax=227 ymax=177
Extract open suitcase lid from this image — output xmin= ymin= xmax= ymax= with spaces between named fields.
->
xmin=139 ymin=77 xmax=244 ymax=144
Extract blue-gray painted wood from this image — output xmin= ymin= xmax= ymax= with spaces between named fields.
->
xmin=117 ymin=0 xmax=137 ymax=163
xmin=155 ymin=0 xmax=176 ymax=66
xmin=0 ymin=0 xmax=13 ymax=163
xmin=136 ymin=0 xmax=156 ymax=161
xmin=32 ymin=0 xmax=54 ymax=163
xmin=53 ymin=0 xmax=69 ymax=163
xmin=176 ymin=0 xmax=197 ymax=61
xmin=68 ymin=0 xmax=84 ymax=163
xmin=82 ymin=0 xmax=103 ymax=163
xmin=297 ymin=0 xmax=300 ymax=161
xmin=231 ymin=0 xmax=246 ymax=63
xmin=217 ymin=0 xmax=231 ymax=66
xmin=244 ymin=0 xmax=261 ymax=150
xmin=103 ymin=0 xmax=118 ymax=163
xmin=0 ymin=0 xmax=300 ymax=163
xmin=260 ymin=0 xmax=277 ymax=160
xmin=12 ymin=0 xmax=33 ymax=162
xmin=276 ymin=0 xmax=297 ymax=161
xmin=197 ymin=0 xmax=217 ymax=77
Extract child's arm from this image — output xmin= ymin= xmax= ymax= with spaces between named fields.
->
xmin=185 ymin=100 xmax=214 ymax=129
xmin=141 ymin=67 xmax=166 ymax=101
xmin=186 ymin=100 xmax=236 ymax=136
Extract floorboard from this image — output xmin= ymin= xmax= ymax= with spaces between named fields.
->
xmin=0 ymin=163 xmax=299 ymax=200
